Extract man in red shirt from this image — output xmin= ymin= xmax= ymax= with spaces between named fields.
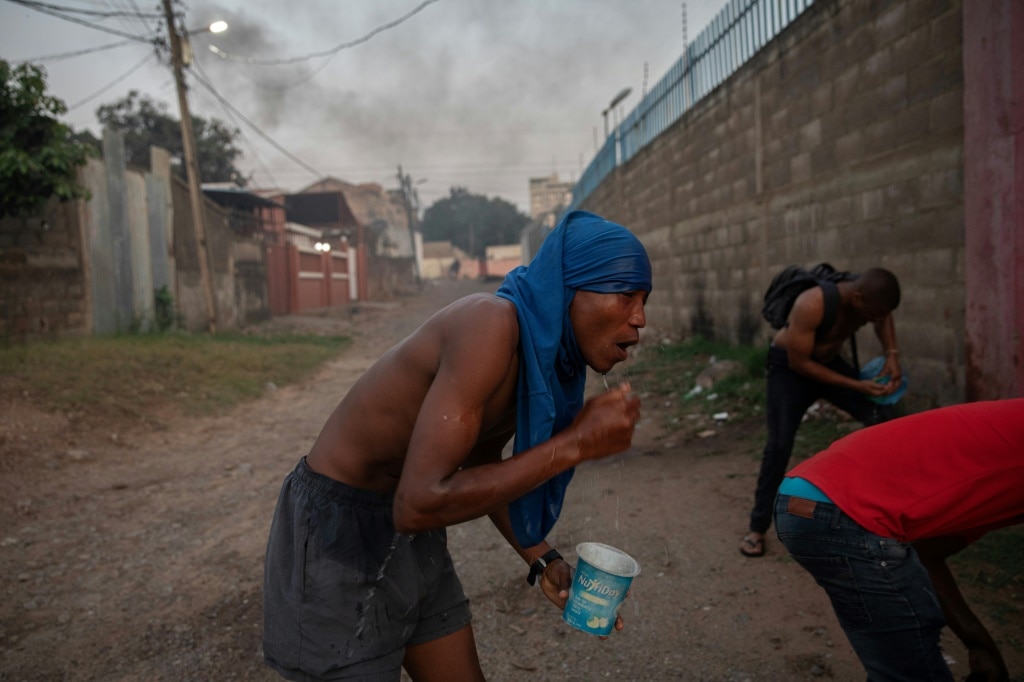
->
xmin=775 ymin=399 xmax=1023 ymax=681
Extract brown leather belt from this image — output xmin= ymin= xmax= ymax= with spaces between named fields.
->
xmin=787 ymin=496 xmax=818 ymax=519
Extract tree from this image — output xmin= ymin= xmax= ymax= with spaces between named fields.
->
xmin=0 ymin=60 xmax=91 ymax=219
xmin=95 ymin=90 xmax=245 ymax=186
xmin=421 ymin=187 xmax=529 ymax=257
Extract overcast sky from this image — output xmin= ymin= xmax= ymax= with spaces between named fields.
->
xmin=2 ymin=0 xmax=729 ymax=213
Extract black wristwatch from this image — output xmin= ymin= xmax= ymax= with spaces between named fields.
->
xmin=526 ymin=549 xmax=563 ymax=586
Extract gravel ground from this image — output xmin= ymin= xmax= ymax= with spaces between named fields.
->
xmin=1 ymin=278 xmax=1019 ymax=681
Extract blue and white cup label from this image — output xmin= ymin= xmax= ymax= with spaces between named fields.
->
xmin=562 ymin=542 xmax=640 ymax=636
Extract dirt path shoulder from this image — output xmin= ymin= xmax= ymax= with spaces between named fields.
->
xmin=0 ymin=279 xmax=1019 ymax=681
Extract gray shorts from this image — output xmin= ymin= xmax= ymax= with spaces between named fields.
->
xmin=263 ymin=458 xmax=472 ymax=681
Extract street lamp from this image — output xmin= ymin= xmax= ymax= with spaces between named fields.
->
xmin=601 ymin=87 xmax=632 ymax=138
xmin=181 ymin=20 xmax=229 ymax=67
xmin=160 ymin=0 xmax=227 ymax=332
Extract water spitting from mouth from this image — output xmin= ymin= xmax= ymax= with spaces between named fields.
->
xmin=603 ymin=374 xmax=610 ymax=391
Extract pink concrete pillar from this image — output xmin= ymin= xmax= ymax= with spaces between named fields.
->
xmin=963 ymin=0 xmax=1024 ymax=400
xmin=322 ymin=251 xmax=332 ymax=307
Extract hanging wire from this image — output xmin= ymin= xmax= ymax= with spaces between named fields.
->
xmin=5 ymin=0 xmax=156 ymax=41
xmin=210 ymin=0 xmax=439 ymax=66
xmin=11 ymin=38 xmax=138 ymax=63
xmin=191 ymin=58 xmax=279 ymax=188
xmin=5 ymin=0 xmax=161 ymax=19
xmin=66 ymin=51 xmax=154 ymax=110
xmin=186 ymin=64 xmax=323 ymax=179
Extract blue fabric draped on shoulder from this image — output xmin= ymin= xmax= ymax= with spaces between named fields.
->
xmin=495 ymin=210 xmax=652 ymax=547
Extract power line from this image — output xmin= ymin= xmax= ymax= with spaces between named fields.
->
xmin=11 ymin=37 xmax=137 ymax=62
xmin=209 ymin=0 xmax=440 ymax=66
xmin=187 ymin=65 xmax=323 ymax=179
xmin=109 ymin=0 xmax=161 ymax=43
xmin=5 ymin=0 xmax=160 ymax=18
xmin=203 ymin=0 xmax=441 ymax=93
xmin=265 ymin=162 xmax=587 ymax=175
xmin=4 ymin=0 xmax=155 ymax=42
xmin=192 ymin=58 xmax=278 ymax=187
xmin=67 ymin=51 xmax=155 ymax=110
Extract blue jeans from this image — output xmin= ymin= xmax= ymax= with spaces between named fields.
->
xmin=749 ymin=346 xmax=890 ymax=534
xmin=774 ymin=494 xmax=953 ymax=681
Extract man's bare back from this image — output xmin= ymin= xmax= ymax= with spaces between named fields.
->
xmin=306 ymin=293 xmax=520 ymax=493
xmin=304 ymin=287 xmax=647 ymax=535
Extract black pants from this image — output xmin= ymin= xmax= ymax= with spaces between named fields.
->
xmin=748 ymin=345 xmax=890 ymax=534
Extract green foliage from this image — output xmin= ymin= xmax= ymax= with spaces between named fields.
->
xmin=630 ymin=336 xmax=767 ymax=426
xmin=154 ymin=285 xmax=176 ymax=331
xmin=71 ymin=128 xmax=102 ymax=157
xmin=421 ymin=187 xmax=529 ymax=257
xmin=646 ymin=336 xmax=767 ymax=377
xmin=0 ymin=330 xmax=351 ymax=421
xmin=791 ymin=417 xmax=851 ymax=464
xmin=0 ymin=60 xmax=91 ymax=218
xmin=950 ymin=525 xmax=1024 ymax=593
xmin=95 ymin=90 xmax=245 ymax=185
xmin=948 ymin=526 xmax=1024 ymax=642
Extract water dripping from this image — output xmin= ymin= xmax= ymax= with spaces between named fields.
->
xmin=353 ymin=532 xmax=406 ymax=641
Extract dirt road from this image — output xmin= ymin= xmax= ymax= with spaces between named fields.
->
xmin=1 ymin=278 xmax=1018 ymax=681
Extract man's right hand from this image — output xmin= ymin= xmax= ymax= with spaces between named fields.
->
xmin=570 ymin=383 xmax=641 ymax=462
xmin=857 ymin=378 xmax=891 ymax=397
xmin=539 ymin=558 xmax=572 ymax=609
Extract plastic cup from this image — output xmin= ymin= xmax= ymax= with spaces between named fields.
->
xmin=562 ymin=542 xmax=640 ymax=636
xmin=859 ymin=355 xmax=908 ymax=405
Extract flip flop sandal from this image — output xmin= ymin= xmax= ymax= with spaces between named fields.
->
xmin=739 ymin=534 xmax=765 ymax=558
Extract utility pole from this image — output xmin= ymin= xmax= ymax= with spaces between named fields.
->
xmin=162 ymin=0 xmax=217 ymax=332
xmin=397 ymin=165 xmax=421 ymax=284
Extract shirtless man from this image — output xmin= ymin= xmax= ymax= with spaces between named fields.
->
xmin=739 ymin=268 xmax=901 ymax=558
xmin=262 ymin=210 xmax=652 ymax=681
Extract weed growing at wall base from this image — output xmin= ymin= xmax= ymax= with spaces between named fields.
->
xmin=629 ymin=336 xmax=861 ymax=458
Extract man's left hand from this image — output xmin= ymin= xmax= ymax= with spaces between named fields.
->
xmin=540 ymin=560 xmax=625 ymax=636
xmin=880 ymin=356 xmax=902 ymax=394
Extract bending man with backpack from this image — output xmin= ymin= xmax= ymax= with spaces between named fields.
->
xmin=740 ymin=266 xmax=902 ymax=558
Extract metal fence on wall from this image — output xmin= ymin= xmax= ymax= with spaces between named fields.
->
xmin=572 ymin=0 xmax=817 ymax=208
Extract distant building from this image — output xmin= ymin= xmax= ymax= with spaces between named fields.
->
xmin=483 ymin=243 xmax=522 ymax=280
xmin=421 ymin=240 xmax=479 ymax=280
xmin=528 ymin=174 xmax=573 ymax=224
xmin=291 ymin=176 xmax=418 ymax=300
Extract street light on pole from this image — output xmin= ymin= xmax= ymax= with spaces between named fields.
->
xmin=161 ymin=0 xmax=225 ymax=333
xmin=602 ymin=87 xmax=632 ymax=138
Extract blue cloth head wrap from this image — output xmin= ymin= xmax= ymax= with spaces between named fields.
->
xmin=495 ymin=210 xmax=652 ymax=546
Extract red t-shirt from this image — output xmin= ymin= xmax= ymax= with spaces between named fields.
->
xmin=788 ymin=399 xmax=1024 ymax=543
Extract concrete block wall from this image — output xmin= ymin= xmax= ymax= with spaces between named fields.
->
xmin=1 ymin=135 xmax=254 ymax=341
xmin=0 ymin=199 xmax=88 ymax=341
xmin=583 ymin=0 xmax=965 ymax=409
xmin=169 ymin=178 xmax=237 ymax=332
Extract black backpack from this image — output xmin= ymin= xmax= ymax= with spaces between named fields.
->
xmin=762 ymin=263 xmax=860 ymax=370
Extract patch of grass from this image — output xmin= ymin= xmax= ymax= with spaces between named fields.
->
xmin=632 ymin=337 xmax=766 ymax=411
xmin=629 ymin=336 xmax=869 ymax=453
xmin=0 ymin=330 xmax=351 ymax=422
xmin=950 ymin=525 xmax=1024 ymax=593
xmin=790 ymin=418 xmax=856 ymax=465
xmin=949 ymin=526 xmax=1024 ymax=645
